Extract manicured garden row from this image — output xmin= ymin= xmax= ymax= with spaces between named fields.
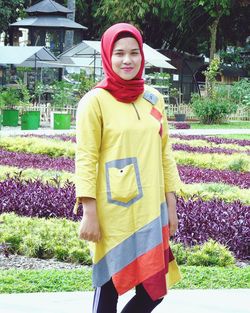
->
xmin=0 ymin=166 xmax=249 ymax=204
xmin=0 ymin=149 xmax=74 ymax=172
xmin=178 ymin=165 xmax=250 ymax=188
xmin=0 ymin=165 xmax=73 ymax=186
xmin=171 ymin=134 xmax=250 ymax=147
xmin=0 ymin=177 xmax=248 ymax=259
xmin=0 ymin=136 xmax=75 ymax=158
xmin=175 ymin=151 xmax=250 ymax=172
xmin=1 ymin=138 xmax=249 ymax=173
xmin=0 ymin=213 xmax=91 ymax=265
xmin=175 ymin=197 xmax=249 ymax=259
xmin=172 ymin=143 xmax=249 ymax=155
xmin=22 ymin=134 xmax=76 ymax=143
xmin=182 ymin=183 xmax=250 ymax=205
xmin=171 ymin=138 xmax=250 ymax=153
xmin=0 ymin=177 xmax=79 ymax=220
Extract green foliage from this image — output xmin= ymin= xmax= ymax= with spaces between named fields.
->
xmin=0 ymin=165 xmax=74 ymax=185
xmin=69 ymin=70 xmax=95 ymax=99
xmin=0 ymin=136 xmax=75 ymax=158
xmin=228 ymin=158 xmax=249 ymax=172
xmin=51 ymin=81 xmax=78 ymax=109
xmin=230 ymin=79 xmax=250 ymax=108
xmin=186 ymin=240 xmax=235 ymax=267
xmin=174 ymin=150 xmax=250 ymax=172
xmin=0 ymin=269 xmax=93 ymax=293
xmin=180 ymin=182 xmax=250 ymax=205
xmin=190 ymin=93 xmax=238 ymax=124
xmin=0 ymin=213 xmax=92 ymax=265
xmin=0 ymin=87 xmax=20 ymax=109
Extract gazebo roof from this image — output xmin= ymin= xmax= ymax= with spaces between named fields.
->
xmin=10 ymin=16 xmax=87 ymax=30
xmin=26 ymin=0 xmax=72 ymax=14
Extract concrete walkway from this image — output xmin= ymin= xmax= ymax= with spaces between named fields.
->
xmin=0 ymin=125 xmax=250 ymax=136
xmin=0 ymin=289 xmax=249 ymax=313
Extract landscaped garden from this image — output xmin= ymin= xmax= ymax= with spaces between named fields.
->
xmin=0 ymin=131 xmax=249 ymax=293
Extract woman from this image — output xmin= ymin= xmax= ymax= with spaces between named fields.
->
xmin=75 ymin=23 xmax=181 ymax=313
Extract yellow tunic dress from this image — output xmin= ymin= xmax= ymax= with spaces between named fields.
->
xmin=75 ymin=85 xmax=181 ymax=300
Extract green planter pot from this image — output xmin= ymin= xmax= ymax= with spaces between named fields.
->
xmin=53 ymin=113 xmax=71 ymax=130
xmin=21 ymin=111 xmax=40 ymax=130
xmin=2 ymin=109 xmax=19 ymax=126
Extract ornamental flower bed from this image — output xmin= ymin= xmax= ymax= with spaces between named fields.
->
xmin=0 ymin=134 xmax=249 ymax=261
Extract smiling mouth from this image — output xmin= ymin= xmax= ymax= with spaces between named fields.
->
xmin=122 ymin=67 xmax=134 ymax=72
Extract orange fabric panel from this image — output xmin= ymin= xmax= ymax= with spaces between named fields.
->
xmin=112 ymin=243 xmax=165 ymax=295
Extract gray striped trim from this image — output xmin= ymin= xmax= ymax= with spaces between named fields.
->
xmin=92 ymin=202 xmax=168 ymax=287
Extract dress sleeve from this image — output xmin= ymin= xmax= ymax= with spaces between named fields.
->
xmin=75 ymin=91 xmax=102 ymax=201
xmin=160 ymin=96 xmax=182 ymax=193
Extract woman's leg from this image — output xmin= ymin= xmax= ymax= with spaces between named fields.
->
xmin=121 ymin=284 xmax=163 ymax=313
xmin=92 ymin=279 xmax=118 ymax=313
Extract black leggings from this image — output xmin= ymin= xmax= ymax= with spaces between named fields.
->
xmin=92 ymin=279 xmax=163 ymax=313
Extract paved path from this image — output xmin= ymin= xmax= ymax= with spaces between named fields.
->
xmin=0 ymin=289 xmax=249 ymax=313
xmin=0 ymin=126 xmax=250 ymax=136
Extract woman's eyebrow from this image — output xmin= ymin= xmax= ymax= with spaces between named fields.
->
xmin=113 ymin=48 xmax=140 ymax=52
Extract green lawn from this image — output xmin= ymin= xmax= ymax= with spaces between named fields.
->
xmin=0 ymin=265 xmax=249 ymax=293
xmin=216 ymin=134 xmax=250 ymax=140
xmin=190 ymin=121 xmax=250 ymax=129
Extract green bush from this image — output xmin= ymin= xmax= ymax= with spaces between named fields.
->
xmin=0 ymin=213 xmax=92 ymax=265
xmin=190 ymin=93 xmax=237 ymax=124
xmin=171 ymin=242 xmax=189 ymax=265
xmin=186 ymin=239 xmax=235 ymax=267
xmin=231 ymin=79 xmax=250 ymax=108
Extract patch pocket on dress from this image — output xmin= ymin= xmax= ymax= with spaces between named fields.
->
xmin=105 ymin=157 xmax=143 ymax=207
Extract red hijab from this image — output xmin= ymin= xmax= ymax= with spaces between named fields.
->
xmin=95 ymin=23 xmax=145 ymax=103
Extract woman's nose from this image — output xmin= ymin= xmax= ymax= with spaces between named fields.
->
xmin=123 ymin=54 xmax=132 ymax=64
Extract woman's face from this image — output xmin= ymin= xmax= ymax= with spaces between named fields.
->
xmin=111 ymin=37 xmax=142 ymax=80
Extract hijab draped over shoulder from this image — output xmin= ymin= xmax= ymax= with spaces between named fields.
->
xmin=95 ymin=23 xmax=145 ymax=103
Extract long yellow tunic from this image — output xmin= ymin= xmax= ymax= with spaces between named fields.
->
xmin=75 ymin=85 xmax=181 ymax=300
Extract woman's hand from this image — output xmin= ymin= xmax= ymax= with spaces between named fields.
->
xmin=78 ymin=198 xmax=101 ymax=242
xmin=165 ymin=192 xmax=178 ymax=237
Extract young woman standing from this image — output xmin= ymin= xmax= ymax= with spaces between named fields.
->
xmin=75 ymin=23 xmax=181 ymax=313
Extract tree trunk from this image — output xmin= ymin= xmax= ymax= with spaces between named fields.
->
xmin=209 ymin=17 xmax=220 ymax=61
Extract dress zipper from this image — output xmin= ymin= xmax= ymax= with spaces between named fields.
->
xmin=132 ymin=103 xmax=140 ymax=120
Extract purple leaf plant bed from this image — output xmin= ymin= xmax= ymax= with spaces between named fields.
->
xmin=172 ymin=143 xmax=249 ymax=155
xmin=178 ymin=165 xmax=250 ymax=189
xmin=0 ymin=176 xmax=249 ymax=259
xmin=0 ymin=177 xmax=82 ymax=221
xmin=21 ymin=134 xmax=76 ymax=143
xmin=171 ymin=134 xmax=250 ymax=147
xmin=0 ymin=149 xmax=74 ymax=172
xmin=174 ymin=196 xmax=250 ymax=260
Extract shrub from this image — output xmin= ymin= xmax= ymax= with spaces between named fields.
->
xmin=187 ymin=240 xmax=235 ymax=267
xmin=0 ymin=213 xmax=91 ymax=265
xmin=190 ymin=93 xmax=237 ymax=124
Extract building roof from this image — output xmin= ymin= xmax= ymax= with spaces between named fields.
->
xmin=26 ymin=0 xmax=72 ymax=14
xmin=59 ymin=40 xmax=175 ymax=69
xmin=10 ymin=16 xmax=87 ymax=30
xmin=0 ymin=46 xmax=57 ymax=67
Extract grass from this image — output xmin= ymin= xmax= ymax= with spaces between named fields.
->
xmin=190 ymin=121 xmax=250 ymax=129
xmin=0 ymin=265 xmax=249 ymax=293
xmin=216 ymin=134 xmax=250 ymax=140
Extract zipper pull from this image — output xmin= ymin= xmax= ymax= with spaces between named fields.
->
xmin=132 ymin=103 xmax=140 ymax=120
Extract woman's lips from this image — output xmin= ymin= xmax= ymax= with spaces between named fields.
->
xmin=122 ymin=67 xmax=134 ymax=72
